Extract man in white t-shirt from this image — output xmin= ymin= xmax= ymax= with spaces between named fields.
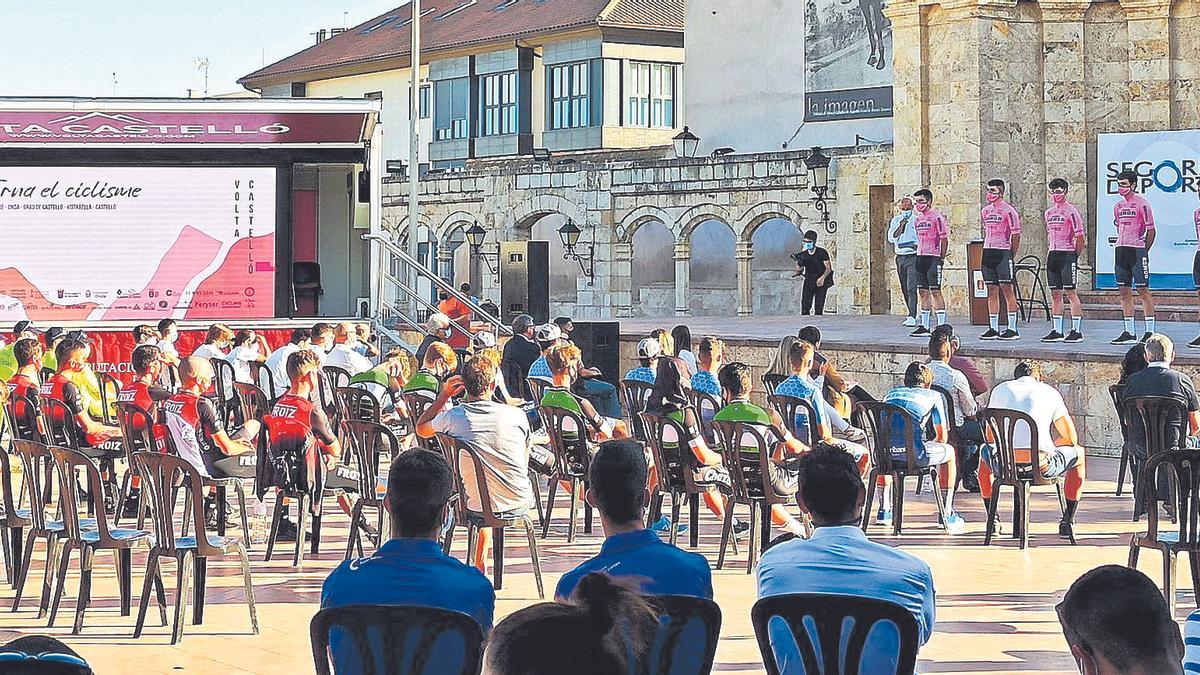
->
xmin=264 ymin=328 xmax=312 ymax=398
xmin=982 ymin=360 xmax=1086 ymax=537
xmin=325 ymin=322 xmax=373 ymax=376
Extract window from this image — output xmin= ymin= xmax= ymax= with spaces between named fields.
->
xmin=433 ymin=78 xmax=469 ymax=140
xmin=290 ymin=82 xmax=307 ymax=98
xmin=549 ymin=62 xmax=591 ymax=130
xmin=479 ymin=72 xmax=517 ymax=136
xmin=625 ymin=62 xmax=675 ymax=128
xmin=409 ymin=84 xmax=432 ymax=119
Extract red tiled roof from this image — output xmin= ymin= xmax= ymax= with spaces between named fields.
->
xmin=240 ymin=0 xmax=684 ymax=86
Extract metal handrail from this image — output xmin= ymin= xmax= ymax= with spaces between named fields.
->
xmin=364 ymin=232 xmax=512 ymax=336
xmin=382 ymin=271 xmax=474 ymax=340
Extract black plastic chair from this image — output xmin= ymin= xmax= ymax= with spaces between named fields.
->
xmin=751 ymin=593 xmax=919 ymax=675
xmin=404 ymin=392 xmax=442 ymax=453
xmin=96 ymin=372 xmax=121 ymax=427
xmin=233 ymin=382 xmax=272 ymax=428
xmin=1013 ymin=254 xmax=1051 ymax=321
xmin=929 ymin=384 xmax=962 ymax=494
xmin=158 ymin=414 xmax=251 ymax=542
xmin=768 ymin=393 xmax=819 ymax=447
xmin=113 ymin=402 xmax=159 ymax=528
xmin=438 ymin=434 xmax=544 ymax=597
xmin=643 ymin=595 xmax=722 ymax=675
xmin=619 ymin=379 xmax=654 ymax=441
xmin=761 ymin=374 xmax=787 ymax=398
xmin=1110 ymin=383 xmax=1132 ymax=497
xmin=711 ymin=421 xmax=791 ymax=573
xmin=687 ymin=389 xmax=723 ymax=446
xmin=132 ymin=451 xmax=258 ymax=644
xmin=310 ymin=604 xmax=485 ymax=675
xmin=0 ymin=435 xmax=25 ymax=588
xmin=855 ymin=400 xmax=950 ymax=536
xmin=980 ymin=408 xmax=1073 ymax=549
xmin=539 ymin=404 xmax=595 ymax=542
xmin=257 ymin=427 xmax=324 ymax=568
xmin=210 ymin=358 xmax=238 ymax=428
xmin=324 ymin=366 xmax=353 ymax=392
xmin=341 ymin=420 xmax=398 ymax=560
xmin=640 ymin=410 xmax=712 ymax=551
xmin=1128 ymin=449 xmax=1200 ymax=616
xmin=249 ymin=361 xmax=278 ymax=402
xmin=340 ymin=387 xmax=383 ymax=424
xmin=1124 ymin=395 xmax=1190 ymax=521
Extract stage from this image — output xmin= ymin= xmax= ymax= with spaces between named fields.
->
xmin=615 ymin=313 xmax=1200 ymax=457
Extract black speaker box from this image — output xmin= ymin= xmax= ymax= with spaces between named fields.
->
xmin=571 ymin=321 xmax=620 ymax=386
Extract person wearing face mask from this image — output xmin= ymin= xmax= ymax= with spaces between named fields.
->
xmin=155 ymin=318 xmax=181 ymax=387
xmin=227 ymin=328 xmax=269 ymax=385
xmin=325 ymin=321 xmax=373 ymax=376
xmin=41 ymin=337 xmax=122 ymax=455
xmin=1110 ymin=168 xmax=1157 ymax=345
xmin=404 ymin=341 xmax=458 ymax=402
xmin=908 ymin=188 xmax=950 ymax=337
xmin=1042 ymin=178 xmax=1087 ymax=343
xmin=307 ymin=322 xmax=336 ymax=364
xmin=887 ymin=196 xmax=920 ymax=327
xmin=191 ymin=323 xmax=234 ymax=361
xmin=978 ymin=178 xmax=1022 ymax=341
xmin=791 ymin=230 xmax=834 ymax=315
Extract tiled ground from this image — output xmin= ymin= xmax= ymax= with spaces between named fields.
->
xmin=0 ymin=457 xmax=1182 ymax=674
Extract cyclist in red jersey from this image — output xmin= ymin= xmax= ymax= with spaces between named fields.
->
xmin=117 ymin=344 xmax=173 ymax=519
xmin=263 ymin=349 xmax=358 ymax=542
xmin=41 ymin=337 xmax=121 ymax=454
xmin=6 ymin=337 xmax=44 ymax=441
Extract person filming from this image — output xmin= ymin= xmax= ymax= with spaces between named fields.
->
xmin=791 ymin=230 xmax=834 ymax=315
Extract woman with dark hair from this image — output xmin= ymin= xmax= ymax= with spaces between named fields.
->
xmin=485 ymin=573 xmax=658 ymax=675
xmin=671 ymin=324 xmax=697 ymax=374
xmin=646 ymin=357 xmax=745 ymax=533
xmin=1118 ymin=343 xmax=1148 ymax=385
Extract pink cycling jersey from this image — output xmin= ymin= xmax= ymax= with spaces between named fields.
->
xmin=1114 ymin=194 xmax=1155 ymax=247
xmin=1045 ymin=201 xmax=1085 ymax=252
xmin=1194 ymin=208 xmax=1200 ymax=246
xmin=981 ymin=200 xmax=1021 ymax=249
xmin=914 ymin=208 xmax=949 ymax=256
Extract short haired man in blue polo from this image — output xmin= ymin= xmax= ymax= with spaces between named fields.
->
xmin=321 ymin=450 xmax=494 ymax=672
xmin=555 ymin=439 xmax=712 ymax=600
xmin=757 ymin=446 xmax=936 ymax=673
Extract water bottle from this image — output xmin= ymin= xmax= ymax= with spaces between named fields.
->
xmin=251 ymin=497 xmax=269 ymax=545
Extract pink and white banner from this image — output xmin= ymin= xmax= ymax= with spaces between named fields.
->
xmin=0 ymin=110 xmax=367 ymax=145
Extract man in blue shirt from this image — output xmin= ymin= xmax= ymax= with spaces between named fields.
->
xmin=757 ymin=446 xmax=936 ymax=673
xmin=774 ymin=340 xmax=868 ymax=472
xmin=622 ymin=337 xmax=661 ymax=385
xmin=321 ymin=450 xmax=495 ymax=672
xmin=887 ymin=196 xmax=920 ymax=327
xmin=556 ymin=439 xmax=712 ymax=601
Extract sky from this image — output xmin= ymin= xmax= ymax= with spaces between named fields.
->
xmin=0 ymin=1 xmax=407 ymax=97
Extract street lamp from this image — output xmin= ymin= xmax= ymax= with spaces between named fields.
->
xmin=672 ymin=126 xmax=700 ymax=159
xmin=464 ymin=223 xmax=500 ymax=282
xmin=557 ymin=219 xmax=595 ymax=285
xmin=804 ymin=146 xmax=837 ymax=234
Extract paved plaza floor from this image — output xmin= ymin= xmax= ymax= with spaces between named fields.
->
xmin=0 ymin=457 xmax=1182 ymax=674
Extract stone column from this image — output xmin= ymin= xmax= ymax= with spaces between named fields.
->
xmin=1119 ymin=0 xmax=1172 ymax=130
xmin=673 ymin=241 xmax=691 ymax=316
xmin=436 ymin=247 xmax=453 ymax=284
xmin=884 ymin=0 xmax=927 ymax=197
xmin=611 ymin=242 xmax=634 ymax=317
xmin=735 ymin=240 xmax=754 ymax=316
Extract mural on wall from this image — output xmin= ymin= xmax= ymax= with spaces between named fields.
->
xmin=804 ymin=0 xmax=894 ymax=121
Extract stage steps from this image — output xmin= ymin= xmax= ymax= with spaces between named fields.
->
xmin=1077 ymin=290 xmax=1198 ymax=321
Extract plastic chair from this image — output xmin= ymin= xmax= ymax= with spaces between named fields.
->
xmin=158 ymin=414 xmax=252 ymax=541
xmin=619 ymin=379 xmax=654 ymax=441
xmin=526 ymin=377 xmax=549 ymax=406
xmin=539 ymin=405 xmax=595 ymax=542
xmin=340 ymin=387 xmax=383 ymax=424
xmin=855 ymin=400 xmax=950 ymax=536
xmin=113 ymin=402 xmax=159 ymax=528
xmin=0 ymin=434 xmax=29 ymax=587
xmin=249 ymin=361 xmax=277 ymax=401
xmin=711 ymin=421 xmax=791 ymax=573
xmin=318 ymin=368 xmax=347 ymax=433
xmin=257 ymin=427 xmax=324 ymax=567
xmin=1013 ymin=254 xmax=1051 ymax=321
xmin=751 ymin=593 xmax=919 ymax=675
xmin=7 ymin=392 xmax=45 ymax=444
xmin=761 ymin=374 xmax=787 ymax=398
xmin=980 ymin=408 xmax=1074 ymax=549
xmin=233 ymin=382 xmax=272 ymax=428
xmin=341 ymin=420 xmax=398 ymax=560
xmin=437 ymin=434 xmax=544 ymax=598
xmin=1124 ymin=395 xmax=1190 ymax=520
xmin=47 ymin=446 xmax=153 ymax=633
xmin=687 ymin=389 xmax=723 ymax=446
xmin=1128 ymin=449 xmax=1200 ymax=616
xmin=404 ymin=392 xmax=442 ymax=453
xmin=640 ymin=410 xmax=713 ymax=551
xmin=209 ymin=358 xmax=238 ymax=428
xmin=96 ymin=372 xmax=121 ymax=426
xmin=642 ymin=595 xmax=722 ymax=675
xmin=928 ymin=384 xmax=961 ymax=494
xmin=1110 ymin=383 xmax=1132 ymax=497
xmin=324 ymin=366 xmax=352 ymax=392
xmin=310 ymin=604 xmax=485 ymax=675
xmin=132 ymin=451 xmax=258 ymax=644
xmin=768 ymin=393 xmax=819 ymax=447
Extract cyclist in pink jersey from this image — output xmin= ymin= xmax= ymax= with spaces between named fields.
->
xmin=978 ymin=179 xmax=1023 ymax=341
xmin=1110 ymin=169 xmax=1157 ymax=345
xmin=908 ymin=188 xmax=949 ymax=338
xmin=1190 ymin=190 xmax=1200 ymax=349
xmin=1042 ymin=178 xmax=1087 ymax=344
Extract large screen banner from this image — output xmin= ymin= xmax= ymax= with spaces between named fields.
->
xmin=804 ymin=0 xmax=893 ymax=121
xmin=1096 ymin=130 xmax=1200 ymax=289
xmin=0 ymin=166 xmax=276 ymax=320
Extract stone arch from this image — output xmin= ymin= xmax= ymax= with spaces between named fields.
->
xmin=435 ymin=211 xmax=481 ymax=290
xmin=677 ymin=203 xmax=733 ymax=241
xmin=435 ymin=210 xmax=481 ymax=245
xmin=616 ymin=204 xmax=675 ymax=243
xmin=509 ymin=194 xmax=587 ymax=232
xmin=738 ymin=201 xmax=806 ymax=241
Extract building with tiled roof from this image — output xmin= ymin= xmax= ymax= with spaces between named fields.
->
xmin=240 ymin=0 xmax=686 ymax=168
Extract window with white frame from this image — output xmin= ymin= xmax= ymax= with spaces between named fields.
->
xmin=549 ymin=61 xmax=591 ymax=130
xmin=479 ymin=72 xmax=518 ymax=136
xmin=433 ymin=78 xmax=469 ymax=140
xmin=625 ymin=61 xmax=675 ymax=129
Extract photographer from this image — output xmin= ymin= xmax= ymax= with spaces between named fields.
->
xmin=791 ymin=230 xmax=834 ymax=315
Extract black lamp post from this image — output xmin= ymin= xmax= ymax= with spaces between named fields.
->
xmin=804 ymin=146 xmax=837 ymax=234
xmin=464 ymin=223 xmax=500 ymax=282
xmin=557 ymin=219 xmax=595 ymax=285
xmin=672 ymin=126 xmax=700 ymax=159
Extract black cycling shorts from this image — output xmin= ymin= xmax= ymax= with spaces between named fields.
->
xmin=1047 ymin=251 xmax=1078 ymax=290
xmin=915 ymin=255 xmax=943 ymax=290
xmin=980 ymin=248 xmax=1014 ymax=285
xmin=1114 ymin=246 xmax=1149 ymax=289
xmin=1193 ymin=251 xmax=1200 ymax=288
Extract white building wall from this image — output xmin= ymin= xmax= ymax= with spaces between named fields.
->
xmin=306 ymin=67 xmax=432 ymax=168
xmin=683 ymin=0 xmax=891 ymax=155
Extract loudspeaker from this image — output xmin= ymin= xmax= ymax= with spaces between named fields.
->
xmin=571 ymin=321 xmax=620 ymax=386
xmin=357 ymin=169 xmax=371 ymax=203
xmin=500 ymin=240 xmax=550 ymax=324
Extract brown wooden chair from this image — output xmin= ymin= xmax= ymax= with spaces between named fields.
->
xmin=1110 ymin=383 xmax=1132 ymax=497
xmin=712 ymin=421 xmax=791 ymax=573
xmin=132 ymin=451 xmax=258 ymax=644
xmin=47 ymin=446 xmax=153 ymax=633
xmin=341 ymin=420 xmax=399 ymax=560
xmin=1128 ymin=449 xmax=1200 ymax=616
xmin=538 ymin=405 xmax=595 ymax=542
xmin=980 ymin=408 xmax=1074 ymax=549
xmin=437 ymin=434 xmax=544 ymax=598
xmin=855 ymin=400 xmax=951 ymax=536
xmin=619 ymin=379 xmax=654 ymax=441
xmin=640 ymin=410 xmax=718 ymax=551
xmin=1124 ymin=395 xmax=1190 ymax=521
xmin=761 ymin=373 xmax=787 ymax=398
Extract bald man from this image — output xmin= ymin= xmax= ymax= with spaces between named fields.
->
xmin=162 ymin=357 xmax=258 ymax=480
xmin=325 ymin=321 xmax=373 ymax=376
